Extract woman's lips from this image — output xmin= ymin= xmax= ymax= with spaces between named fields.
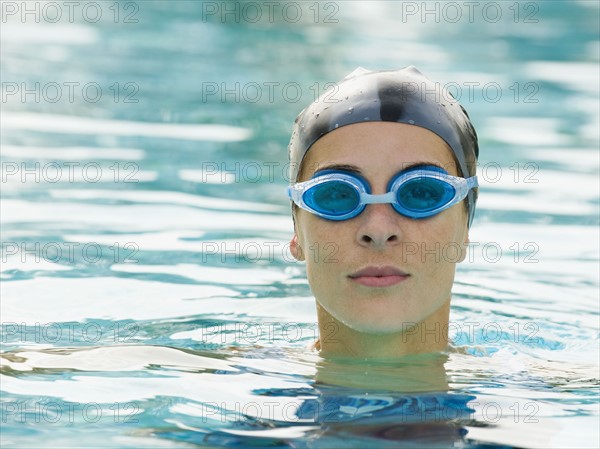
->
xmin=348 ymin=266 xmax=410 ymax=287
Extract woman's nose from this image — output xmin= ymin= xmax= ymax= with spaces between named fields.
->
xmin=355 ymin=203 xmax=404 ymax=250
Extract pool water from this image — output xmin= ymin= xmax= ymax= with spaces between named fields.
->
xmin=1 ymin=1 xmax=599 ymax=448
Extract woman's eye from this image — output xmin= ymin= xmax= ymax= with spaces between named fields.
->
xmin=305 ymin=182 xmax=360 ymax=215
xmin=398 ymin=179 xmax=452 ymax=211
xmin=411 ymin=186 xmax=439 ymax=200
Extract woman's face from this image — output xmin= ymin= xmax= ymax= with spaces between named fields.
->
xmin=290 ymin=122 xmax=469 ymax=334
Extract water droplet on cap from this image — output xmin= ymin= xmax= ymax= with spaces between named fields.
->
xmin=347 ymin=107 xmax=354 ymax=114
xmin=408 ymin=120 xmax=415 ymax=125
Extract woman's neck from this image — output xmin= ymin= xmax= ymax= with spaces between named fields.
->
xmin=315 ymin=300 xmax=450 ymax=358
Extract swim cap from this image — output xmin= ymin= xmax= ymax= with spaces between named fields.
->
xmin=288 ymin=66 xmax=479 ymax=227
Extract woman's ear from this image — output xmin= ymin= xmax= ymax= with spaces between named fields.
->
xmin=289 ymin=233 xmax=305 ymax=261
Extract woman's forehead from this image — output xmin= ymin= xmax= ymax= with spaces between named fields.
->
xmin=301 ymin=122 xmax=460 ymax=178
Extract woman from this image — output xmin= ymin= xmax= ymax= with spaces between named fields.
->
xmin=287 ymin=66 xmax=479 ymax=358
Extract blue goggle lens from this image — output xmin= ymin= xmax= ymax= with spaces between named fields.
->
xmin=397 ymin=177 xmax=455 ymax=212
xmin=304 ymin=181 xmax=360 ymax=216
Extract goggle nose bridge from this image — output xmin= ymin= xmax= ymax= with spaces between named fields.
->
xmin=360 ymin=192 xmax=397 ymax=204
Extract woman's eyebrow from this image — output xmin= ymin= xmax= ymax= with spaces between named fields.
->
xmin=401 ymin=161 xmax=446 ymax=171
xmin=313 ymin=161 xmax=446 ymax=176
xmin=314 ymin=164 xmax=363 ymax=175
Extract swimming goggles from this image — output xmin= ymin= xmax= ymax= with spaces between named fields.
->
xmin=287 ymin=166 xmax=478 ymax=221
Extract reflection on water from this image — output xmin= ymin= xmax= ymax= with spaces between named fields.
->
xmin=1 ymin=1 xmax=598 ymax=448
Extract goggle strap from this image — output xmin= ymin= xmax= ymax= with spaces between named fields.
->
xmin=467 ymin=176 xmax=478 ymax=189
xmin=286 ymin=185 xmax=303 ymax=204
xmin=450 ymin=176 xmax=477 ymax=201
